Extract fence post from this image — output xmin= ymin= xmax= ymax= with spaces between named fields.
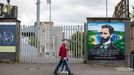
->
xmin=83 ymin=23 xmax=88 ymax=64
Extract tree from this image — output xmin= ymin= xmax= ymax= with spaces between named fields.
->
xmin=28 ymin=35 xmax=39 ymax=48
xmin=130 ymin=6 xmax=134 ymax=21
xmin=71 ymin=31 xmax=84 ymax=58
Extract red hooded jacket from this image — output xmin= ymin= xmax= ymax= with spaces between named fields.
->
xmin=59 ymin=43 xmax=67 ymax=59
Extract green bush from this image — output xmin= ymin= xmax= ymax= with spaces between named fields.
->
xmin=28 ymin=36 xmax=39 ymax=47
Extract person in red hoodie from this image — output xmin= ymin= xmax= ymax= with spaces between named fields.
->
xmin=53 ymin=40 xmax=73 ymax=75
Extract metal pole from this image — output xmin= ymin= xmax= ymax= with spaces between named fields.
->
xmin=49 ymin=2 xmax=51 ymax=22
xmin=46 ymin=0 xmax=51 ymax=22
xmin=106 ymin=0 xmax=108 ymax=17
xmin=36 ymin=0 xmax=40 ymax=56
xmin=36 ymin=0 xmax=40 ymax=30
xmin=126 ymin=0 xmax=129 ymax=18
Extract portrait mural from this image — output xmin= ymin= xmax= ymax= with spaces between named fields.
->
xmin=87 ymin=22 xmax=125 ymax=60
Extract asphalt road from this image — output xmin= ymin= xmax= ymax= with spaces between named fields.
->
xmin=0 ymin=63 xmax=133 ymax=75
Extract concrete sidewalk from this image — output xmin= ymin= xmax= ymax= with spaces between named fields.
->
xmin=0 ymin=63 xmax=133 ymax=75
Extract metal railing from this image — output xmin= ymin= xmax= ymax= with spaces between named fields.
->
xmin=20 ymin=25 xmax=84 ymax=63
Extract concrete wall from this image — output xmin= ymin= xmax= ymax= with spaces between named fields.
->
xmin=131 ymin=22 xmax=134 ymax=53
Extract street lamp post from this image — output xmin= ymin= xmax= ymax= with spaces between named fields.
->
xmin=106 ymin=0 xmax=108 ymax=17
xmin=36 ymin=0 xmax=41 ymax=55
xmin=36 ymin=0 xmax=40 ymax=30
xmin=46 ymin=0 xmax=51 ymax=22
xmin=49 ymin=2 xmax=51 ymax=22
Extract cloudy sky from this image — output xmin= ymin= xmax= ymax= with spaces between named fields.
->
xmin=0 ymin=0 xmax=134 ymax=25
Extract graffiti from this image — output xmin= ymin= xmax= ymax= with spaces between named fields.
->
xmin=0 ymin=31 xmax=14 ymax=45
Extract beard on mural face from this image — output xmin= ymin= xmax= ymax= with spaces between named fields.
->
xmin=100 ymin=36 xmax=110 ymax=44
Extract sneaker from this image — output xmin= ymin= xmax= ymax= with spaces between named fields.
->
xmin=61 ymin=71 xmax=65 ymax=73
xmin=64 ymin=71 xmax=68 ymax=73
xmin=61 ymin=71 xmax=68 ymax=73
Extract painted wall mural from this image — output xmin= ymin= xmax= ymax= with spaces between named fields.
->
xmin=0 ymin=24 xmax=16 ymax=52
xmin=87 ymin=22 xmax=125 ymax=60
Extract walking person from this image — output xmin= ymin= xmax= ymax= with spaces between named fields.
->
xmin=61 ymin=47 xmax=69 ymax=72
xmin=53 ymin=40 xmax=73 ymax=75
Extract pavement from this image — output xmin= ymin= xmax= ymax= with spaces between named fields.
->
xmin=0 ymin=63 xmax=134 ymax=75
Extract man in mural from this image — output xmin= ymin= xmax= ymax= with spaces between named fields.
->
xmin=93 ymin=24 xmax=121 ymax=59
xmin=3 ymin=0 xmax=12 ymax=18
xmin=53 ymin=40 xmax=73 ymax=75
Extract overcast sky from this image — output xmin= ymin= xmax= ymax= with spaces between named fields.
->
xmin=0 ymin=0 xmax=134 ymax=25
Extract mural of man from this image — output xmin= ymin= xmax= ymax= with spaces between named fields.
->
xmin=95 ymin=25 xmax=118 ymax=49
xmin=92 ymin=24 xmax=122 ymax=59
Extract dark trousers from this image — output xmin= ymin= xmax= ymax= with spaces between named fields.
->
xmin=61 ymin=59 xmax=68 ymax=71
xmin=54 ymin=59 xmax=72 ymax=75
